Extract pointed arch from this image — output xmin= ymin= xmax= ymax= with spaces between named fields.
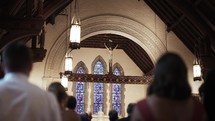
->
xmin=113 ymin=62 xmax=124 ymax=76
xmin=73 ymin=61 xmax=89 ymax=74
xmin=72 ymin=61 xmax=89 ymax=114
xmin=91 ymin=55 xmax=107 ymax=74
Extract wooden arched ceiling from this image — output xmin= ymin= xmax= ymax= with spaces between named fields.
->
xmin=81 ymin=34 xmax=154 ymax=74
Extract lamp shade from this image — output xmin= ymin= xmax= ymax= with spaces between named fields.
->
xmin=61 ymin=75 xmax=68 ymax=89
xmin=65 ymin=56 xmax=73 ymax=72
xmin=193 ymin=58 xmax=201 ymax=81
xmin=70 ymin=22 xmax=81 ymax=43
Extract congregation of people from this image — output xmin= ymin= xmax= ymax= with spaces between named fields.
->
xmin=0 ymin=41 xmax=214 ymax=121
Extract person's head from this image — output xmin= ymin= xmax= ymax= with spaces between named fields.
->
xmin=108 ymin=110 xmax=118 ymax=121
xmin=2 ymin=41 xmax=32 ymax=76
xmin=80 ymin=112 xmax=92 ymax=121
xmin=48 ymin=82 xmax=68 ymax=109
xmin=127 ymin=103 xmax=136 ymax=115
xmin=67 ymin=96 xmax=77 ymax=110
xmin=147 ymin=52 xmax=191 ymax=100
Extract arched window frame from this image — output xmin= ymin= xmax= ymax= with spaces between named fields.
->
xmin=110 ymin=63 xmax=125 ymax=116
xmin=91 ymin=55 xmax=108 ymax=114
xmin=72 ymin=61 xmax=89 ymax=114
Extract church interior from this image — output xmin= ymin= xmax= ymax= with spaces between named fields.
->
xmin=0 ymin=0 xmax=215 ymax=120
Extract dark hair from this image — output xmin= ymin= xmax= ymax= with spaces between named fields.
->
xmin=108 ymin=110 xmax=118 ymax=121
xmin=67 ymin=96 xmax=77 ymax=110
xmin=202 ymin=69 xmax=215 ymax=121
xmin=127 ymin=103 xmax=136 ymax=115
xmin=48 ymin=82 xmax=67 ymax=104
xmin=147 ymin=52 xmax=191 ymax=100
xmin=2 ymin=41 xmax=32 ymax=73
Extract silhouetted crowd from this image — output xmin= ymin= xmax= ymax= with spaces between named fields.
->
xmin=0 ymin=42 xmax=213 ymax=121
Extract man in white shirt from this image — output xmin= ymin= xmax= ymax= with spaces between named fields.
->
xmin=0 ymin=42 xmax=62 ymax=121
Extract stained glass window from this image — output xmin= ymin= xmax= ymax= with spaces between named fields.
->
xmin=112 ymin=67 xmax=122 ymax=114
xmin=93 ymin=61 xmax=104 ymax=114
xmin=75 ymin=66 xmax=85 ymax=114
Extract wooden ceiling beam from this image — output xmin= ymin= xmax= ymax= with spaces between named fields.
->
xmin=3 ymin=0 xmax=26 ymax=16
xmin=0 ymin=30 xmax=39 ymax=51
xmin=173 ymin=26 xmax=194 ymax=52
xmin=160 ymin=0 xmax=179 ymax=19
xmin=167 ymin=15 xmax=184 ymax=32
xmin=26 ymin=0 xmax=34 ymax=16
xmin=166 ymin=0 xmax=215 ymax=54
xmin=123 ymin=45 xmax=152 ymax=73
xmin=0 ymin=17 xmax=44 ymax=51
xmin=0 ymin=17 xmax=44 ymax=31
xmin=195 ymin=9 xmax=215 ymax=32
xmin=129 ymin=45 xmax=153 ymax=72
xmin=43 ymin=0 xmax=72 ymax=19
xmin=68 ymin=73 xmax=153 ymax=84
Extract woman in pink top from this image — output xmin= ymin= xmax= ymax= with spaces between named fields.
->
xmin=131 ymin=52 xmax=206 ymax=121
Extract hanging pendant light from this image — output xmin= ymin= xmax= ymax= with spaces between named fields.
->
xmin=69 ymin=0 xmax=81 ymax=49
xmin=193 ymin=42 xmax=202 ymax=81
xmin=65 ymin=53 xmax=73 ymax=75
xmin=70 ymin=18 xmax=81 ymax=43
xmin=193 ymin=57 xmax=201 ymax=81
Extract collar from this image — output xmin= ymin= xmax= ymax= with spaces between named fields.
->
xmin=3 ymin=72 xmax=28 ymax=82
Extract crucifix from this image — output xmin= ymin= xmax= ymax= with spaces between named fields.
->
xmin=104 ymin=40 xmax=118 ymax=74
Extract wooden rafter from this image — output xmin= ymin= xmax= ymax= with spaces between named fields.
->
xmin=43 ymin=0 xmax=72 ymax=19
xmin=0 ymin=17 xmax=44 ymax=50
xmin=166 ymin=0 xmax=215 ymax=51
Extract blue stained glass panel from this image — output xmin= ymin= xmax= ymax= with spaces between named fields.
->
xmin=113 ymin=103 xmax=121 ymax=114
xmin=77 ymin=66 xmax=85 ymax=74
xmin=76 ymin=93 xmax=85 ymax=103
xmin=112 ymin=93 xmax=121 ymax=103
xmin=94 ymin=103 xmax=103 ymax=114
xmin=112 ymin=67 xmax=122 ymax=114
xmin=94 ymin=83 xmax=104 ymax=93
xmin=93 ymin=60 xmax=104 ymax=114
xmin=94 ymin=61 xmax=104 ymax=75
xmin=76 ymin=103 xmax=85 ymax=114
xmin=113 ymin=84 xmax=121 ymax=93
xmin=94 ymin=93 xmax=103 ymax=103
xmin=76 ymin=82 xmax=85 ymax=93
xmin=75 ymin=66 xmax=85 ymax=114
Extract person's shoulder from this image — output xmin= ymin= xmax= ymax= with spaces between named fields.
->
xmin=26 ymin=82 xmax=55 ymax=99
xmin=0 ymin=79 xmax=6 ymax=91
xmin=0 ymin=78 xmax=12 ymax=91
xmin=64 ymin=110 xmax=81 ymax=121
